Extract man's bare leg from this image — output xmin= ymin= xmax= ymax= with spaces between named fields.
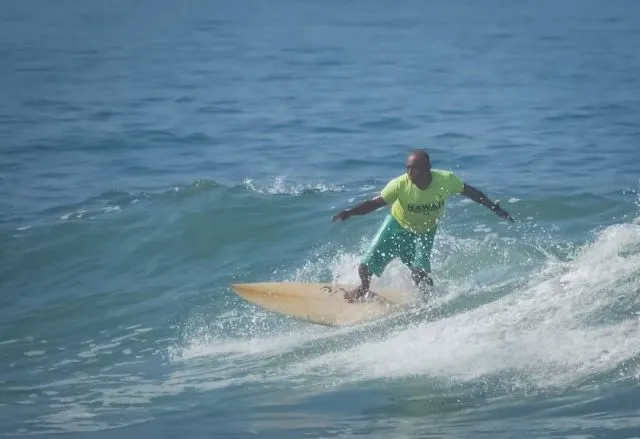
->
xmin=411 ymin=269 xmax=434 ymax=293
xmin=344 ymin=264 xmax=371 ymax=302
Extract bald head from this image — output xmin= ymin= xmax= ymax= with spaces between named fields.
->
xmin=406 ymin=149 xmax=432 ymax=186
xmin=409 ymin=149 xmax=430 ymax=166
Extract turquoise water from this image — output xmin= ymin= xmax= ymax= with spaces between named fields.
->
xmin=2 ymin=0 xmax=640 ymax=437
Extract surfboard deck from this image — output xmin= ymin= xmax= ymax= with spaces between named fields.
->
xmin=230 ymin=282 xmax=416 ymax=327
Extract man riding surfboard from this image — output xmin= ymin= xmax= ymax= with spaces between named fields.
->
xmin=332 ymin=149 xmax=514 ymax=302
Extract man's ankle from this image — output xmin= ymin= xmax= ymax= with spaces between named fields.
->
xmin=418 ymin=276 xmax=434 ymax=293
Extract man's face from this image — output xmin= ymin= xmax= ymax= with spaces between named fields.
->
xmin=405 ymin=153 xmax=430 ymax=182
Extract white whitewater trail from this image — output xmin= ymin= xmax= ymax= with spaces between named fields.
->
xmin=172 ymin=219 xmax=640 ymax=393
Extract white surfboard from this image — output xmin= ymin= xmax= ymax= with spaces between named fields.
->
xmin=230 ymin=282 xmax=416 ymax=327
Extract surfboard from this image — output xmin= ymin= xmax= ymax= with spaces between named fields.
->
xmin=230 ymin=282 xmax=416 ymax=327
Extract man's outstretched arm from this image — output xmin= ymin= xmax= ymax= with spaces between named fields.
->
xmin=332 ymin=196 xmax=387 ymax=222
xmin=461 ymin=183 xmax=514 ymax=222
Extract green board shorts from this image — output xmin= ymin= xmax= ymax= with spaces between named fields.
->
xmin=361 ymin=215 xmax=437 ymax=277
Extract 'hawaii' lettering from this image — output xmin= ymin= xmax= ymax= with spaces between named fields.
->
xmin=407 ymin=200 xmax=444 ymax=213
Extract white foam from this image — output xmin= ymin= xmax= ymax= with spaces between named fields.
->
xmin=156 ymin=219 xmax=640 ymax=412
xmin=0 ymin=339 xmax=19 ymax=345
xmin=25 ymin=350 xmax=46 ymax=357
xmin=37 ymin=405 xmax=111 ymax=433
xmin=290 ymin=221 xmax=640 ymax=389
xmin=77 ymin=341 xmax=121 ymax=358
xmin=243 ymin=176 xmax=345 ymax=196
xmin=289 ymin=239 xmax=418 ymax=293
xmin=60 ymin=210 xmax=87 ymax=220
xmin=168 ymin=326 xmax=329 ymax=363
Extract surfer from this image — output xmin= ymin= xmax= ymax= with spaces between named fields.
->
xmin=332 ymin=149 xmax=514 ymax=302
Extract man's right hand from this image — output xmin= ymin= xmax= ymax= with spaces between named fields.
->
xmin=332 ymin=210 xmax=351 ymax=222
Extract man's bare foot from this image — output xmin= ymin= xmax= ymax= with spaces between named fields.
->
xmin=344 ymin=286 xmax=368 ymax=303
xmin=417 ymin=276 xmax=434 ymax=295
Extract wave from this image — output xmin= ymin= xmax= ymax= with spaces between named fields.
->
xmin=170 ymin=217 xmax=640 ymax=394
xmin=8 ymin=172 xmax=636 ymax=233
xmin=243 ymin=175 xmax=345 ymax=196
xmin=6 ymin=208 xmax=639 ymax=433
xmin=291 ymin=222 xmax=640 ymax=387
xmin=7 ymin=176 xmax=345 ymax=230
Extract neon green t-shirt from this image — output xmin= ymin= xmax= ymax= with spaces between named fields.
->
xmin=380 ymin=169 xmax=464 ymax=234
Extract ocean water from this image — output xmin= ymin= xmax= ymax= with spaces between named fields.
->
xmin=2 ymin=0 xmax=640 ymax=437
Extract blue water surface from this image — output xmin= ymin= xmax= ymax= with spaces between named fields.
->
xmin=1 ymin=0 xmax=640 ymax=437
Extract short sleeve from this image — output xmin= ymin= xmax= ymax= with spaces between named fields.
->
xmin=445 ymin=172 xmax=464 ymax=195
xmin=381 ymin=176 xmax=403 ymax=204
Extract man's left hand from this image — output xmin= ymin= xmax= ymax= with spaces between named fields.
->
xmin=493 ymin=203 xmax=514 ymax=222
